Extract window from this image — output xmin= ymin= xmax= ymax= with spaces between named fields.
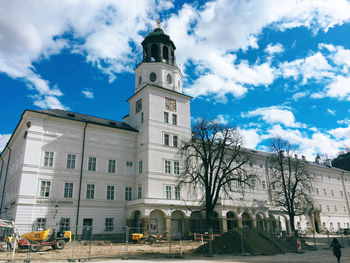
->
xmin=64 ymin=182 xmax=73 ymax=198
xmin=138 ymin=185 xmax=142 ymax=199
xmin=40 ymin=181 xmax=51 ymax=197
xmin=88 ymin=157 xmax=96 ymax=171
xmin=108 ymin=160 xmax=116 ymax=173
xmin=126 ymin=161 xmax=133 ymax=174
xmin=138 ymin=160 xmax=143 ymax=174
xmin=165 ymin=160 xmax=171 ymax=174
xmin=262 ymin=181 xmax=266 ymax=190
xmin=166 ymin=186 xmax=172 ymax=199
xmin=174 ymin=161 xmax=179 ymax=175
xmin=44 ymin=151 xmax=54 ymax=167
xmin=331 ymin=189 xmax=334 ymax=197
xmin=125 ymin=187 xmax=132 ymax=201
xmin=164 ymin=112 xmax=169 ymax=123
xmin=172 ymin=114 xmax=177 ymax=125
xmin=173 ymin=135 xmax=178 ymax=147
xmin=107 ymin=185 xmax=114 ymax=200
xmin=86 ymin=184 xmax=95 ymax=199
xmin=66 ymin=154 xmax=76 ymax=169
xmin=334 ymin=206 xmax=337 ymax=212
xmin=323 ymin=189 xmax=327 ymax=195
xmin=337 ymin=222 xmax=341 ymax=229
xmin=59 ymin=218 xmax=70 ymax=232
xmin=340 ymin=191 xmax=343 ymax=197
xmin=319 ymin=204 xmax=322 ymax=210
xmin=344 ymin=206 xmax=346 ymax=213
xmin=105 ymin=218 xmax=114 ymax=231
xmin=330 ymin=222 xmax=333 ymax=230
xmin=175 ymin=186 xmax=180 ymax=200
xmin=141 ymin=112 xmax=144 ymax=123
xmin=327 ymin=205 xmax=330 ymax=211
xmin=164 ymin=134 xmax=169 ymax=146
xmin=36 ymin=218 xmax=46 ymax=230
xmin=315 ymin=188 xmax=319 ymax=195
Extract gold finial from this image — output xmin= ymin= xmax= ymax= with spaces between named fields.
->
xmin=156 ymin=19 xmax=161 ymax=28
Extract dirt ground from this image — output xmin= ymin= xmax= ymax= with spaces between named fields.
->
xmin=0 ymin=240 xmax=201 ymax=261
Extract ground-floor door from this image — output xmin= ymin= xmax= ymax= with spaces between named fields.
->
xmin=82 ymin=218 xmax=93 ymax=240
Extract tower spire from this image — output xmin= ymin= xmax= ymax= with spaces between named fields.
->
xmin=156 ymin=19 xmax=161 ymax=29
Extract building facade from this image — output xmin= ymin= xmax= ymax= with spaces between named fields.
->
xmin=1 ymin=27 xmax=350 ymax=238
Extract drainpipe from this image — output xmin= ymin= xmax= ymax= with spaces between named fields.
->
xmin=0 ymin=146 xmax=12 ymax=216
xmin=340 ymin=171 xmax=350 ymax=224
xmin=75 ymin=122 xmax=87 ymax=237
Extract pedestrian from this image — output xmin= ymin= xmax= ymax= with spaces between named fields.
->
xmin=330 ymin=238 xmax=342 ymax=263
xmin=6 ymin=234 xmax=12 ymax=251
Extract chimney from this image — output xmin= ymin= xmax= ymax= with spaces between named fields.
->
xmin=315 ymin=154 xmax=321 ymax=164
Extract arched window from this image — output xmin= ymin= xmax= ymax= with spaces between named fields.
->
xmin=163 ymin=46 xmax=169 ymax=63
xmin=151 ymin=44 xmax=159 ymax=62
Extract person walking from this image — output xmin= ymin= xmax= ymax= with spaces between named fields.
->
xmin=6 ymin=234 xmax=12 ymax=251
xmin=330 ymin=238 xmax=342 ymax=263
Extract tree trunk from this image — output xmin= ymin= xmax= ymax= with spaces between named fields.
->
xmin=289 ymin=213 xmax=296 ymax=236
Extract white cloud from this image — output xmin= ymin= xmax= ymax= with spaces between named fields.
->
xmin=279 ymin=52 xmax=334 ymax=83
xmin=264 ymin=43 xmax=284 ymax=55
xmin=214 ymin=114 xmax=229 ymax=125
xmin=0 ymin=0 xmax=167 ymax=108
xmin=292 ymin=91 xmax=309 ymax=101
xmin=238 ymin=128 xmax=261 ymax=149
xmin=242 ymin=106 xmax=302 ymax=128
xmin=324 ymin=75 xmax=350 ymax=100
xmin=167 ymin=0 xmax=350 ymax=102
xmin=82 ymin=89 xmax=94 ymax=99
xmin=0 ymin=134 xmax=11 ymax=152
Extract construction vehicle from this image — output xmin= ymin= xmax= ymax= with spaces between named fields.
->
xmin=18 ymin=228 xmax=71 ymax=252
xmin=0 ymin=219 xmax=71 ymax=252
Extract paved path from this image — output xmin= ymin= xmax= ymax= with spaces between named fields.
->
xmin=46 ymin=246 xmax=350 ymax=263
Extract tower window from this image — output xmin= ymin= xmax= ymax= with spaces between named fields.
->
xmin=151 ymin=44 xmax=159 ymax=62
xmin=163 ymin=46 xmax=169 ymax=62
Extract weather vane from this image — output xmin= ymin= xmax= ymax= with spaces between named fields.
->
xmin=156 ymin=19 xmax=161 ymax=28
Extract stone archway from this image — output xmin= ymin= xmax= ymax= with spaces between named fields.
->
xmin=150 ymin=210 xmax=166 ymax=235
xmin=171 ymin=210 xmax=185 ymax=239
xmin=190 ymin=211 xmax=202 ymax=234
xmin=242 ymin=212 xmax=252 ymax=229
xmin=256 ymin=213 xmax=264 ymax=230
xmin=227 ymin=211 xmax=238 ymax=231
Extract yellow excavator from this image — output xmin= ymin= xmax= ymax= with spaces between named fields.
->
xmin=0 ymin=219 xmax=71 ymax=252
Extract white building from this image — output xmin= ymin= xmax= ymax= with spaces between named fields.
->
xmin=0 ymin=27 xmax=350 ymax=239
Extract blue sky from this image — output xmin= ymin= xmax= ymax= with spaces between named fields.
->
xmin=1 ymin=0 xmax=350 ymax=160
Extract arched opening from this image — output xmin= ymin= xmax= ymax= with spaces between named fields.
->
xmin=190 ymin=211 xmax=202 ymax=234
xmin=151 ymin=44 xmax=159 ymax=62
xmin=163 ymin=46 xmax=169 ymax=63
xmin=133 ymin=210 xmax=142 ymax=233
xmin=171 ymin=210 xmax=184 ymax=239
xmin=212 ymin=211 xmax=220 ymax=234
xmin=242 ymin=212 xmax=252 ymax=229
xmin=226 ymin=211 xmax=238 ymax=231
xmin=256 ymin=213 xmax=264 ymax=230
xmin=171 ymin=50 xmax=174 ymax=65
xmin=150 ymin=210 xmax=165 ymax=235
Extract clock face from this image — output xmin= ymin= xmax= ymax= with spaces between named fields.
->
xmin=136 ymin=99 xmax=142 ymax=113
xmin=165 ymin=97 xmax=176 ymax=112
xmin=166 ymin=74 xmax=172 ymax=84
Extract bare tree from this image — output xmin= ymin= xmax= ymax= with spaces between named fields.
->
xmin=268 ymin=137 xmax=314 ymax=235
xmin=178 ymin=119 xmax=255 ymax=255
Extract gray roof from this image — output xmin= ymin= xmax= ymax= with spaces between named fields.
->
xmin=29 ymin=109 xmax=138 ymax=132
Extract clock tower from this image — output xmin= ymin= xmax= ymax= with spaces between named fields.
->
xmin=124 ymin=24 xmax=192 ymax=224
